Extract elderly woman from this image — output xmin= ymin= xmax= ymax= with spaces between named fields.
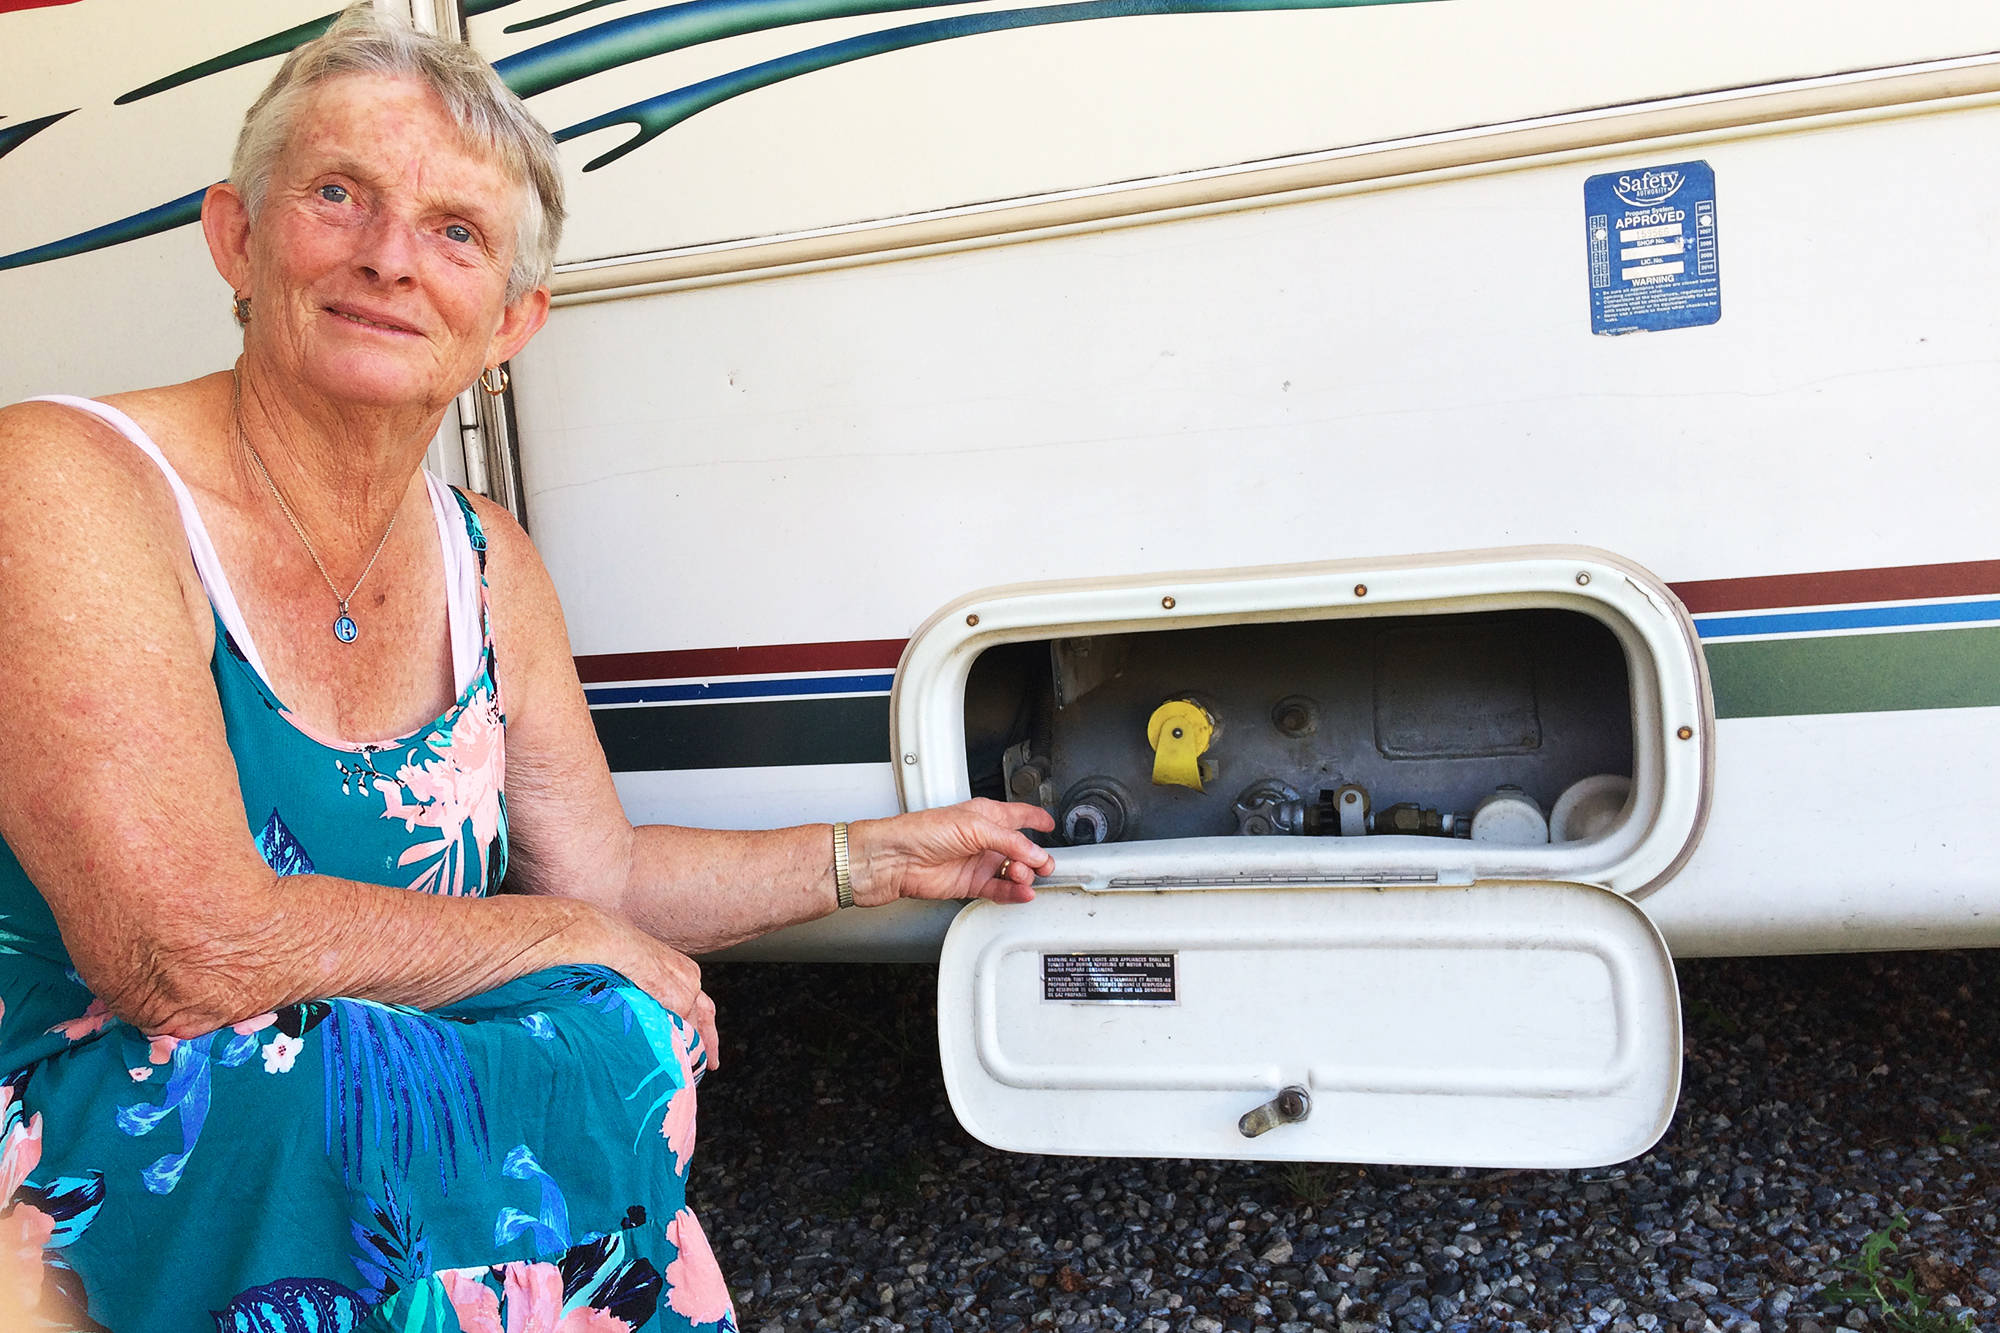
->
xmin=0 ymin=7 xmax=1052 ymax=1329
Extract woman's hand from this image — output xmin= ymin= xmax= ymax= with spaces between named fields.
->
xmin=848 ymin=799 xmax=1057 ymax=908
xmin=579 ymin=904 xmax=721 ymax=1069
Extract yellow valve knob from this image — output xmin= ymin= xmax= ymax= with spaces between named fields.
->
xmin=1147 ymin=699 xmax=1216 ymax=791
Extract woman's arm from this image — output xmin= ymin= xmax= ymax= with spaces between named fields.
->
xmin=0 ymin=401 xmax=709 ymax=1041
xmin=476 ymin=496 xmax=1054 ymax=954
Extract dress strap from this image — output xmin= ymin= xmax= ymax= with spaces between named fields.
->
xmin=447 ymin=485 xmax=490 ymax=574
xmin=24 ymin=394 xmax=274 ymax=686
xmin=424 ymin=475 xmax=486 ymax=693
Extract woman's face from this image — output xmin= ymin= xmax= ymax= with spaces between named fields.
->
xmin=230 ymin=74 xmax=545 ymax=414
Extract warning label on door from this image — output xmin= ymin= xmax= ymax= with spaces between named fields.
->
xmin=1042 ymin=953 xmax=1178 ymax=1003
xmin=1585 ymin=159 xmax=1720 ymax=335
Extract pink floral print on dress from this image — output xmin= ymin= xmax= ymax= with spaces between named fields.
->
xmin=1 ymin=1084 xmax=43 ymax=1199
xmin=663 ymin=1208 xmax=733 ymax=1326
xmin=659 ymin=1018 xmax=699 ymax=1173
xmin=0 ymin=1082 xmax=50 ymax=1310
xmin=438 ymin=1267 xmax=503 ymax=1333
xmin=47 ymin=996 xmax=112 ymax=1042
xmin=378 ymin=687 xmax=505 ymax=896
xmin=440 ymin=1261 xmax=636 ymax=1333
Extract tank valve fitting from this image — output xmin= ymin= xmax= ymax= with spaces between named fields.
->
xmin=1232 ymin=780 xmax=1305 ymax=836
xmin=1059 ymin=779 xmax=1132 ymax=846
xmin=1147 ymin=698 xmax=1218 ymax=792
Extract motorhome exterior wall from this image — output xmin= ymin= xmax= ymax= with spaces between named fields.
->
xmin=3 ymin=0 xmax=1998 ymax=964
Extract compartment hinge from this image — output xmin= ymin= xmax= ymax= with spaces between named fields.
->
xmin=1104 ymin=871 xmax=1444 ymax=889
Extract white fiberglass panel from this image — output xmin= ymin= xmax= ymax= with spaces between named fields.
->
xmin=938 ymin=882 xmax=1680 ymax=1165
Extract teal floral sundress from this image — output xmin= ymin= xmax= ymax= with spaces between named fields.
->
xmin=0 ymin=398 xmax=735 ymax=1333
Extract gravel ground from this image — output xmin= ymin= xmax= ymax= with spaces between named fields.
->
xmin=689 ymin=950 xmax=2000 ymax=1332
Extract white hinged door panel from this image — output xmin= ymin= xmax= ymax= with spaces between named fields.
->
xmin=938 ymin=880 xmax=1679 ymax=1166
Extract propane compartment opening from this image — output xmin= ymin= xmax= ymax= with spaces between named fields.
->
xmin=963 ymin=608 xmax=1635 ymax=852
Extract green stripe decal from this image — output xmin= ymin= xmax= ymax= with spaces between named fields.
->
xmin=1705 ymin=625 xmax=2000 ymax=719
xmin=589 ymin=625 xmax=2000 ymax=771
xmin=594 ymin=696 xmax=891 ymax=771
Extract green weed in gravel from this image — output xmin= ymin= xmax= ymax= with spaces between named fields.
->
xmin=1822 ymin=1214 xmax=1974 ymax=1331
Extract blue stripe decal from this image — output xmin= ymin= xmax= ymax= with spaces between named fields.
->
xmin=1695 ymin=599 xmax=2000 ymax=639
xmin=586 ymin=673 xmax=894 ymax=705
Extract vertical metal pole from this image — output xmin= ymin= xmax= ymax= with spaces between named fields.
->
xmin=428 ymin=0 xmax=531 ymax=529
xmin=472 ymin=375 xmax=529 ymax=528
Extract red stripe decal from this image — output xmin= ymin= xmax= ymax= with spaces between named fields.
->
xmin=1668 ymin=560 xmax=2000 ymax=615
xmin=574 ymin=638 xmax=907 ymax=684
xmin=0 ymin=0 xmax=86 ymax=11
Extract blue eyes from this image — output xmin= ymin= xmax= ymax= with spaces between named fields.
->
xmin=312 ymin=184 xmax=477 ymax=247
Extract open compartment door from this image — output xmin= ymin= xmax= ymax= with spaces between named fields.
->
xmin=938 ymin=880 xmax=1679 ymax=1166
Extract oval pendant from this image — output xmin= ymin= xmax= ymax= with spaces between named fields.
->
xmin=333 ymin=615 xmax=359 ymax=644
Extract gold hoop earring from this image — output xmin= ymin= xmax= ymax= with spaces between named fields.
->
xmin=478 ymin=365 xmax=509 ymax=396
xmin=232 ymin=295 xmax=252 ymax=327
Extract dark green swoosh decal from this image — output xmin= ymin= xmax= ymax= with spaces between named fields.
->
xmin=499 ymin=0 xmax=981 ymax=96
xmin=2 ymin=0 xmax=1433 ymax=268
xmin=0 ymin=186 xmax=209 ymax=272
xmin=551 ymin=0 xmax=1438 ymax=171
xmin=115 ymin=13 xmax=341 ymax=106
xmin=114 ymin=1 xmax=527 ymax=106
xmin=503 ymin=0 xmax=661 ymax=34
xmin=0 ymin=110 xmax=73 ymax=162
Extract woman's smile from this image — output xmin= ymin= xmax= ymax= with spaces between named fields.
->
xmin=324 ymin=304 xmax=420 ymax=335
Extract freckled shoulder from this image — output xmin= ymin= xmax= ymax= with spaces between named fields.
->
xmin=0 ymin=397 xmax=217 ymax=652
xmin=0 ymin=399 xmax=190 ymax=552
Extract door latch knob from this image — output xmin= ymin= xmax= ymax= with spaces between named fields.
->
xmin=1238 ymin=1085 xmax=1312 ymax=1137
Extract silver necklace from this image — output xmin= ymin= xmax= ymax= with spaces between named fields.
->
xmin=233 ymin=373 xmax=398 ymax=644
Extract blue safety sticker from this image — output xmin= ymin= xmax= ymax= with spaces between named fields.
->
xmin=1585 ymin=159 xmax=1720 ymax=335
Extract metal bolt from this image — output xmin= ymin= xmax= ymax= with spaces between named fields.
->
xmin=1276 ymin=1087 xmax=1309 ymax=1119
xmin=903 ymin=753 xmax=917 ymax=764
xmin=966 ymin=613 xmax=980 ymax=627
xmin=1161 ymin=596 xmax=1176 ymax=610
xmin=1008 ymin=765 xmax=1045 ymax=799
xmin=1677 ymin=726 xmax=1694 ymax=741
xmin=1353 ymin=584 xmax=1368 ymax=597
xmin=1171 ymin=727 xmax=1184 ymax=740
xmin=1576 ymin=572 xmax=1592 ymax=586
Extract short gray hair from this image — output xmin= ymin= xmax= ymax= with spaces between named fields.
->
xmin=230 ymin=2 xmax=564 ymax=303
